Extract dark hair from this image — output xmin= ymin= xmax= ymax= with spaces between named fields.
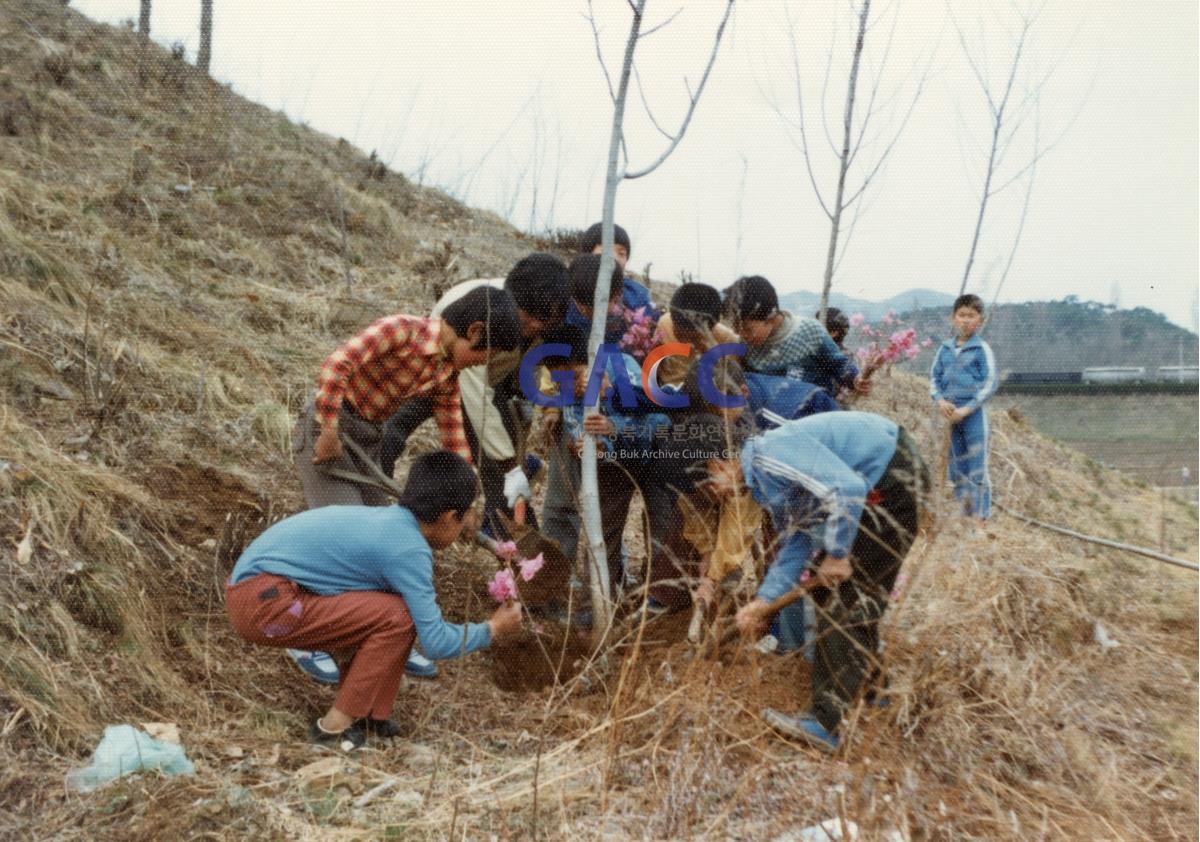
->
xmin=818 ymin=306 xmax=850 ymax=336
xmin=399 ymin=451 xmax=479 ymax=522
xmin=670 ymin=283 xmax=723 ymax=334
xmin=505 ymin=253 xmax=569 ymax=324
xmin=539 ymin=324 xmax=589 ymax=366
xmin=579 ymin=222 xmax=631 ymax=255
xmin=953 ymin=294 xmax=984 ymax=315
xmin=569 ymin=253 xmax=624 ymax=307
xmin=723 ymin=276 xmax=779 ymax=324
xmin=440 ymin=286 xmax=522 ymax=351
xmin=681 ymin=355 xmax=746 ymax=413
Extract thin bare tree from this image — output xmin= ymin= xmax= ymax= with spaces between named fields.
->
xmin=987 ymin=98 xmax=1040 ymax=311
xmin=953 ymin=2 xmax=1077 ymax=296
xmin=135 ymin=0 xmax=152 ymax=86
xmin=197 ymin=0 xmax=213 ymax=73
xmin=767 ymin=1 xmax=929 ymax=322
xmin=579 ymin=0 xmax=734 ymax=643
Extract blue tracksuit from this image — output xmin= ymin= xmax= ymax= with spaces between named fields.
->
xmin=739 ymin=412 xmax=900 ymax=603
xmin=744 ymin=371 xmax=840 ymax=429
xmin=929 ymin=334 xmax=997 ymax=518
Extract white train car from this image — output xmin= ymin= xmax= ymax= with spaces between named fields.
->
xmin=1081 ymin=366 xmax=1146 ymax=384
xmin=1157 ymin=365 xmax=1199 ymax=383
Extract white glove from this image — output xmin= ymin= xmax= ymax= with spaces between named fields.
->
xmin=502 ymin=466 xmax=531 ymax=508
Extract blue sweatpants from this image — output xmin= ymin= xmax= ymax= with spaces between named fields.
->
xmin=948 ymin=406 xmax=991 ymax=518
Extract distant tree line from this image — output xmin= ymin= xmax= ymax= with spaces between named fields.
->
xmin=897 ymin=297 xmax=1199 ymax=373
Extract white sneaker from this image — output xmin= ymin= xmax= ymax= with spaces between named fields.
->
xmin=404 ymin=649 xmax=438 ymax=679
xmin=286 ymin=649 xmax=340 ymax=685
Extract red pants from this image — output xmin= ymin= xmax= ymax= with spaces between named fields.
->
xmin=225 ymin=573 xmax=416 ymax=719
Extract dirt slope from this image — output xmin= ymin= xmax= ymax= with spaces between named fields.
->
xmin=0 ymin=2 xmax=1196 ymax=839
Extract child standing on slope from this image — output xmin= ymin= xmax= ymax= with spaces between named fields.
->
xmin=929 ymin=294 xmax=998 ymax=524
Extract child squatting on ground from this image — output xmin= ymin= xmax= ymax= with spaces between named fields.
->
xmin=683 ymin=410 xmax=929 ymax=752
xmin=225 ymin=451 xmax=523 ymax=751
xmin=928 ymin=293 xmax=998 ymax=524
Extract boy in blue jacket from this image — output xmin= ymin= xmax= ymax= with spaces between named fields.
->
xmin=689 ymin=411 xmax=928 ymax=752
xmin=929 ymin=294 xmax=998 ymax=523
xmin=566 ymin=222 xmax=660 ymax=334
xmin=226 ymin=451 xmax=522 ymax=750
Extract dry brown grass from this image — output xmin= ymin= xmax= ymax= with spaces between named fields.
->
xmin=0 ymin=2 xmax=1196 ymax=839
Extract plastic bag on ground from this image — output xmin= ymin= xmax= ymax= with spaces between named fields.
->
xmin=66 ymin=724 xmax=195 ymax=792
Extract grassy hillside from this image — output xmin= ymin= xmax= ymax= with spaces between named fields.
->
xmin=0 ymin=3 xmax=1197 ymax=839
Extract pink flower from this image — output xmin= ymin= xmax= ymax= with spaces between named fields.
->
xmin=494 ymin=540 xmax=519 ymax=561
xmin=922 ymin=338 xmax=933 ymax=348
xmin=905 ymin=346 xmax=921 ymax=359
xmin=849 ymin=312 xmax=865 ymax=327
xmin=488 ymin=569 xmax=517 ymax=602
xmin=856 ymin=347 xmax=870 ymax=362
xmin=518 ymin=553 xmax=545 ymax=582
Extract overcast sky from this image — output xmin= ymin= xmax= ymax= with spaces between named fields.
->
xmin=73 ymin=1 xmax=1199 ymax=329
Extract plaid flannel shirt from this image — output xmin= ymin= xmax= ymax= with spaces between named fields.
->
xmin=313 ymin=315 xmax=471 ymax=461
xmin=743 ymin=313 xmax=856 ymax=389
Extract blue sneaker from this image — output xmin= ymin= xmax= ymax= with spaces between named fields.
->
xmin=762 ymin=709 xmax=839 ymax=753
xmin=404 ymin=649 xmax=438 ymax=679
xmin=287 ymin=649 xmax=340 ymax=685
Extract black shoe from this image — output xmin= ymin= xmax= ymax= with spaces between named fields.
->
xmin=309 ymin=720 xmax=366 ymax=752
xmin=359 ymin=717 xmax=403 ymax=739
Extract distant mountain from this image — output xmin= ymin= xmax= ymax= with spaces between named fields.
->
xmin=777 ymin=288 xmax=956 ymax=321
xmin=895 ymin=297 xmax=1199 ymax=373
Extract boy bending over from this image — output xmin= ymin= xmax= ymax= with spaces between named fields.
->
xmin=295 ymin=286 xmax=522 ymax=507
xmin=689 ymin=411 xmax=927 ymax=752
xmin=226 ymin=451 xmax=522 ymax=750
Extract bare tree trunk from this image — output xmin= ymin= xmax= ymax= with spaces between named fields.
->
xmin=954 ymin=12 xmax=1032 ymax=296
xmin=818 ymin=0 xmax=870 ymax=323
xmin=958 ymin=113 xmax=1002 ymax=296
xmin=136 ymin=0 xmax=152 ymax=86
xmin=988 ymin=102 xmax=1040 ymax=311
xmin=581 ymin=0 xmax=644 ymax=646
xmin=197 ymin=0 xmax=213 ymax=74
xmin=580 ymin=0 xmax=732 ymax=647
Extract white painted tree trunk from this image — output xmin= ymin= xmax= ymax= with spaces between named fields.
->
xmin=581 ymin=0 xmax=644 ymax=646
xmin=580 ymin=0 xmax=732 ymax=648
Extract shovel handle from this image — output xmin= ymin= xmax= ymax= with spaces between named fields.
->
xmin=715 ymin=581 xmax=816 ymax=649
